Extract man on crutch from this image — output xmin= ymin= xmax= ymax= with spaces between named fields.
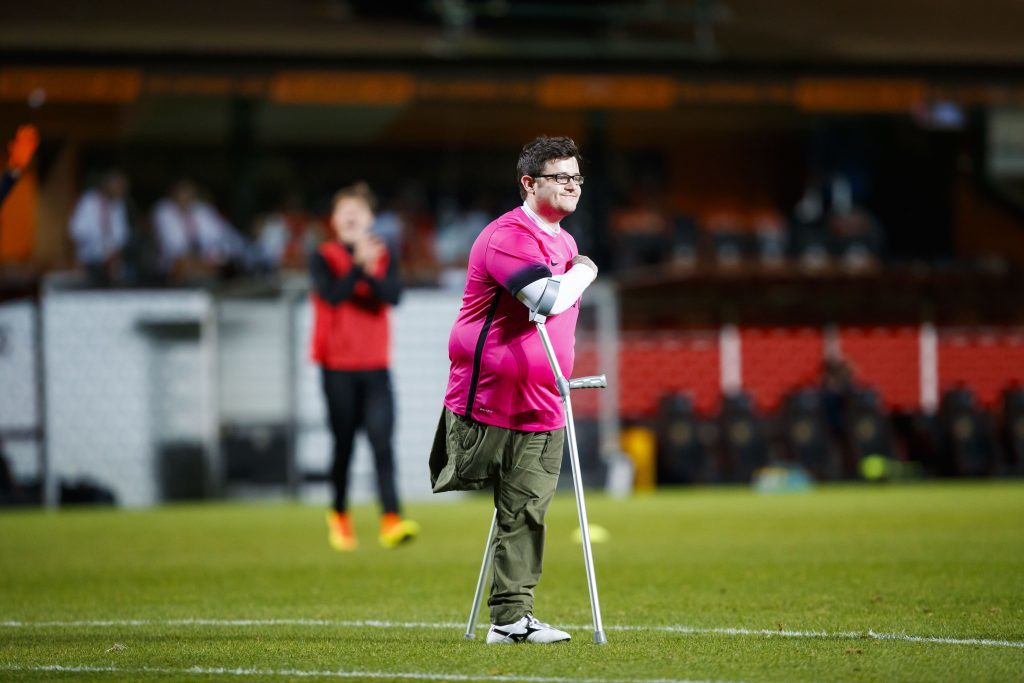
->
xmin=429 ymin=136 xmax=598 ymax=644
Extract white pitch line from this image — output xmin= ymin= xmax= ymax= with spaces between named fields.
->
xmin=617 ymin=625 xmax=1024 ymax=649
xmin=0 ymin=663 xmax=736 ymax=683
xmin=1 ymin=618 xmax=1021 ymax=650
xmin=0 ymin=618 xmax=463 ymax=629
xmin=865 ymin=630 xmax=1024 ymax=649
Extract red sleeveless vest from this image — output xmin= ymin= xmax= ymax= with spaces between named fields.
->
xmin=310 ymin=241 xmax=391 ymax=370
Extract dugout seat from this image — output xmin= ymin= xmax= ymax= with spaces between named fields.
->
xmin=781 ymin=387 xmax=836 ymax=480
xmin=939 ymin=386 xmax=997 ymax=477
xmin=1001 ymin=386 xmax=1024 ymax=475
xmin=718 ymin=391 xmax=770 ymax=482
xmin=848 ymin=387 xmax=895 ymax=467
xmin=655 ymin=392 xmax=712 ymax=485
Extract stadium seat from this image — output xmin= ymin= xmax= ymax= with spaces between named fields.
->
xmin=781 ymin=387 xmax=837 ymax=480
xmin=848 ymin=387 xmax=895 ymax=471
xmin=1001 ymin=386 xmax=1024 ymax=475
xmin=718 ymin=391 xmax=770 ymax=483
xmin=939 ymin=386 xmax=998 ymax=477
xmin=655 ymin=392 xmax=712 ymax=485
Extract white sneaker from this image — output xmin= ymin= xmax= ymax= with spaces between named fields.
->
xmin=486 ymin=614 xmax=571 ymax=644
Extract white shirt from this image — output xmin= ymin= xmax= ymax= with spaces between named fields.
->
xmin=521 ymin=201 xmax=560 ymax=235
xmin=69 ymin=189 xmax=129 ymax=265
xmin=152 ymin=198 xmax=243 ymax=269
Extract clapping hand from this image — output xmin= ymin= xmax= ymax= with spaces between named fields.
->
xmin=353 ymin=235 xmax=385 ymax=270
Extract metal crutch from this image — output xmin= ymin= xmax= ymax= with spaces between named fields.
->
xmin=463 ymin=510 xmax=497 ymax=640
xmin=464 ymin=313 xmax=609 ymax=645
xmin=535 ymin=317 xmax=609 ymax=645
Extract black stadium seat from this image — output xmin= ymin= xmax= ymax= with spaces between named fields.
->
xmin=1001 ymin=386 xmax=1024 ymax=475
xmin=655 ymin=393 xmax=711 ymax=484
xmin=848 ymin=387 xmax=895 ymax=464
xmin=940 ymin=386 xmax=997 ymax=477
xmin=782 ymin=387 xmax=836 ymax=480
xmin=718 ymin=391 xmax=770 ymax=483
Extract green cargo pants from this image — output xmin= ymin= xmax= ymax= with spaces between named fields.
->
xmin=429 ymin=408 xmax=564 ymax=625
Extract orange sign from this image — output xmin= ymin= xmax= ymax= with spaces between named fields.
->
xmin=536 ymin=75 xmax=677 ymax=110
xmin=269 ymin=72 xmax=415 ymax=106
xmin=794 ymin=78 xmax=927 ymax=112
xmin=0 ymin=68 xmax=142 ymax=103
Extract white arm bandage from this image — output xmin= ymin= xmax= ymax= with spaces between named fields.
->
xmin=515 ymin=263 xmax=597 ymax=316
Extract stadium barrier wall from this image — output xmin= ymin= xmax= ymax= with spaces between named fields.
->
xmin=6 ymin=276 xmax=1021 ymax=507
xmin=19 ymin=276 xmax=621 ymax=508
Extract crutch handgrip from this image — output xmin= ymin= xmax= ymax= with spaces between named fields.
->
xmin=569 ymin=374 xmax=607 ymax=390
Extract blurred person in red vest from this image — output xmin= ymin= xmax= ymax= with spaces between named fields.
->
xmin=310 ymin=181 xmax=419 ymax=551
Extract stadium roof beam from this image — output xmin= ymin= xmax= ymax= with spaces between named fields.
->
xmin=427 ymin=0 xmax=726 ymax=61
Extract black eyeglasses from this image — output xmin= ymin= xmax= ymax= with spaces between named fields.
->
xmin=533 ymin=173 xmax=585 ymax=186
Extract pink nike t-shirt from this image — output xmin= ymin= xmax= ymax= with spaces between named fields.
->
xmin=444 ymin=206 xmax=581 ymax=431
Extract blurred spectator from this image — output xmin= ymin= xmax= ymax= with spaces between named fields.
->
xmin=153 ymin=180 xmax=246 ymax=284
xmin=0 ymin=125 xmax=38 ymax=208
xmin=253 ymin=190 xmax=322 ymax=272
xmin=435 ymin=192 xmax=491 ymax=288
xmin=704 ymin=209 xmax=748 ymax=268
xmin=375 ymin=183 xmax=438 ymax=284
xmin=789 ymin=181 xmax=830 ymax=269
xmin=751 ymin=209 xmax=787 ymax=267
xmin=371 ymin=196 xmax=404 ymax=256
xmin=68 ymin=170 xmax=131 ymax=286
xmin=827 ymin=175 xmax=884 ymax=270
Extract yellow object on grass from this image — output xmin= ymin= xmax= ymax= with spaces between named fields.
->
xmin=620 ymin=425 xmax=657 ymax=492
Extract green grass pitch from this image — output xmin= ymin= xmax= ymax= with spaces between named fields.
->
xmin=1 ymin=481 xmax=1022 ymax=682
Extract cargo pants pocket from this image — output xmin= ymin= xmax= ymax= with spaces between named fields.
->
xmin=539 ymin=428 xmax=565 ymax=476
xmin=446 ymin=411 xmax=498 ymax=488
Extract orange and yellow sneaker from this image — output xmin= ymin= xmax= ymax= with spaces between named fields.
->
xmin=326 ymin=511 xmax=357 ymax=551
xmin=378 ymin=513 xmax=420 ymax=548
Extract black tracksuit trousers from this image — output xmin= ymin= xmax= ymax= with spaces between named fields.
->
xmin=321 ymin=368 xmax=400 ymax=514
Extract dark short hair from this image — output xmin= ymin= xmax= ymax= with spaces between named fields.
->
xmin=333 ymin=181 xmax=376 ymax=212
xmin=517 ymin=136 xmax=582 ymax=200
